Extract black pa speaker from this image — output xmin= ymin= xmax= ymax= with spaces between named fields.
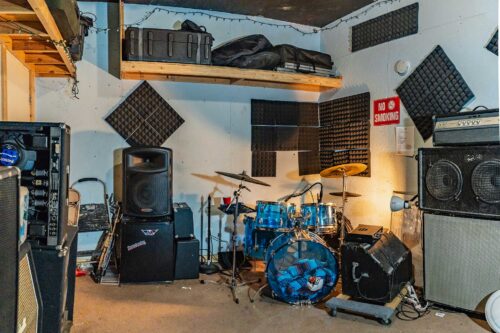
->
xmin=116 ymin=217 xmax=175 ymax=283
xmin=121 ymin=147 xmax=173 ymax=219
xmin=341 ymin=231 xmax=413 ymax=303
xmin=418 ymin=146 xmax=500 ymax=219
xmin=0 ymin=167 xmax=42 ymax=333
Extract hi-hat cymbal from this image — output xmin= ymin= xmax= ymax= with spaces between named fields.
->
xmin=215 ymin=170 xmax=271 ymax=187
xmin=320 ymin=163 xmax=367 ymax=178
xmin=330 ymin=191 xmax=362 ymax=198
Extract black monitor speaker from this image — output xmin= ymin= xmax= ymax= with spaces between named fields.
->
xmin=121 ymin=147 xmax=173 ymax=219
xmin=0 ymin=167 xmax=42 ymax=333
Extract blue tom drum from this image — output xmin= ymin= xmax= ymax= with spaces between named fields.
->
xmin=256 ymin=201 xmax=295 ymax=230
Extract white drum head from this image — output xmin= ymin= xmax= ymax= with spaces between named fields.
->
xmin=486 ymin=290 xmax=500 ymax=333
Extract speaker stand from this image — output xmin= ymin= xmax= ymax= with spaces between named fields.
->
xmin=199 ymin=195 xmax=219 ymax=275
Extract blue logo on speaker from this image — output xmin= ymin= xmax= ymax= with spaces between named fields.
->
xmin=0 ymin=144 xmax=20 ymax=166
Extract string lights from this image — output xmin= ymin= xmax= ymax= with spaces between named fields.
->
xmin=87 ymin=0 xmax=402 ymax=36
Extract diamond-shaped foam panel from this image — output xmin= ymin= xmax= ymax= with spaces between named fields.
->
xmin=352 ymin=3 xmax=419 ymax=52
xmin=396 ymin=45 xmax=475 ymax=140
xmin=299 ymin=151 xmax=321 ymax=176
xmin=486 ymin=29 xmax=498 ymax=55
xmin=105 ymin=81 xmax=184 ymax=146
xmin=252 ymin=152 xmax=276 ymax=177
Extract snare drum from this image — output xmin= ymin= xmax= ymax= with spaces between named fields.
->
xmin=316 ymin=203 xmax=337 ymax=234
xmin=300 ymin=203 xmax=317 ymax=230
xmin=256 ymin=201 xmax=295 ymax=230
xmin=265 ymin=230 xmax=339 ymax=304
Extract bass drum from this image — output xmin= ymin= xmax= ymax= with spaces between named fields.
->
xmin=265 ymin=230 xmax=339 ymax=304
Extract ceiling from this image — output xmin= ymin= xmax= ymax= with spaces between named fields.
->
xmin=80 ymin=0 xmax=373 ymax=27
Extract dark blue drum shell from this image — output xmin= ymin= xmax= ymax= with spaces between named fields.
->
xmin=265 ymin=231 xmax=339 ymax=304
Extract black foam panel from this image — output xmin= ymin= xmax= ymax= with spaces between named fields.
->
xmin=352 ymin=3 xmax=419 ymax=52
xmin=299 ymin=127 xmax=319 ymax=151
xmin=106 ymin=82 xmax=184 ymax=146
xmin=396 ymin=45 xmax=475 ymax=140
xmin=251 ymin=126 xmax=276 ymax=151
xmin=276 ymin=127 xmax=299 ymax=151
xmin=299 ymin=151 xmax=321 ymax=176
xmin=252 ymin=152 xmax=276 ymax=177
xmin=251 ymin=99 xmax=319 ymax=126
xmin=486 ymin=29 xmax=498 ymax=56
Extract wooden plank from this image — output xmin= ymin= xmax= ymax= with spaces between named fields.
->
xmin=122 ymin=61 xmax=342 ymax=89
xmin=34 ymin=64 xmax=69 ymax=75
xmin=36 ymin=72 xmax=70 ymax=78
xmin=29 ymin=64 xmax=34 ymax=120
xmin=0 ymin=12 xmax=38 ymax=22
xmin=0 ymin=20 xmax=47 ymax=36
xmin=25 ymin=52 xmax=62 ymax=64
xmin=1 ymin=43 xmax=7 ymax=120
xmin=12 ymin=38 xmax=56 ymax=51
xmin=27 ymin=0 xmax=75 ymax=76
xmin=0 ymin=0 xmax=33 ymax=14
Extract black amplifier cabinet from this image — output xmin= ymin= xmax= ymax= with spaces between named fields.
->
xmin=0 ymin=122 xmax=74 ymax=248
xmin=173 ymin=202 xmax=194 ymax=239
xmin=341 ymin=232 xmax=413 ymax=303
xmin=175 ymin=238 xmax=200 ymax=280
xmin=31 ymin=233 xmax=78 ymax=333
xmin=433 ymin=109 xmax=499 ymax=146
xmin=116 ymin=217 xmax=175 ymax=283
xmin=418 ymin=146 xmax=500 ymax=219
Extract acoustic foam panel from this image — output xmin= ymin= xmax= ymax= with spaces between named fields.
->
xmin=351 ymin=3 xmax=419 ymax=52
xmin=486 ymin=29 xmax=498 ymax=55
xmin=396 ymin=45 xmax=475 ymax=140
xmin=276 ymin=127 xmax=299 ymax=151
xmin=251 ymin=99 xmax=319 ymax=126
xmin=106 ymin=81 xmax=184 ymax=146
xmin=299 ymin=151 xmax=321 ymax=176
xmin=299 ymin=127 xmax=319 ymax=151
xmin=252 ymin=152 xmax=276 ymax=177
xmin=251 ymin=126 xmax=276 ymax=151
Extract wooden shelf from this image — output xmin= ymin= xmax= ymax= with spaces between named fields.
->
xmin=121 ymin=61 xmax=342 ymax=92
xmin=0 ymin=0 xmax=75 ymax=78
xmin=115 ymin=0 xmax=341 ymax=92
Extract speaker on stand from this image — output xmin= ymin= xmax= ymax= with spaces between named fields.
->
xmin=0 ymin=167 xmax=42 ymax=333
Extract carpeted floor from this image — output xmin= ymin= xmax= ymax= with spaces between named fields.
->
xmin=71 ymin=273 xmax=490 ymax=333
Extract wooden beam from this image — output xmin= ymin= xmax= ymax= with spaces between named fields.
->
xmin=1 ymin=43 xmax=7 ymax=120
xmin=0 ymin=0 xmax=33 ymax=14
xmin=34 ymin=64 xmax=69 ymax=75
xmin=27 ymin=0 xmax=75 ymax=76
xmin=0 ymin=20 xmax=47 ymax=36
xmin=12 ymin=38 xmax=56 ymax=52
xmin=25 ymin=52 xmax=62 ymax=64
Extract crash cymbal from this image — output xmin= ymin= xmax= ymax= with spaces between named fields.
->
xmin=330 ymin=191 xmax=362 ymax=198
xmin=320 ymin=163 xmax=367 ymax=178
xmin=215 ymin=170 xmax=271 ymax=187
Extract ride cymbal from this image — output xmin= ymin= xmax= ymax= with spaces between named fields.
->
xmin=215 ymin=170 xmax=271 ymax=187
xmin=330 ymin=191 xmax=362 ymax=198
xmin=320 ymin=163 xmax=367 ymax=178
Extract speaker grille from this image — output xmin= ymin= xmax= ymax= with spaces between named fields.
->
xmin=0 ymin=174 xmax=18 ymax=333
xmin=425 ymin=160 xmax=463 ymax=201
xmin=17 ymin=254 xmax=38 ymax=333
xmin=127 ymin=173 xmax=169 ymax=216
xmin=472 ymin=160 xmax=500 ymax=204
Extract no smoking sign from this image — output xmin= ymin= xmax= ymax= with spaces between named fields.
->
xmin=373 ymin=97 xmax=401 ymax=126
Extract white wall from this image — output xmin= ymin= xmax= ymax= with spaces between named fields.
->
xmin=319 ymin=0 xmax=499 ymax=228
xmin=36 ymin=2 xmax=321 ymax=250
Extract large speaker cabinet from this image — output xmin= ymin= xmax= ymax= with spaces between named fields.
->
xmin=424 ymin=213 xmax=500 ymax=312
xmin=418 ymin=146 xmax=500 ymax=219
xmin=0 ymin=167 xmax=42 ymax=333
xmin=117 ymin=147 xmax=173 ymax=219
xmin=116 ymin=217 xmax=175 ymax=283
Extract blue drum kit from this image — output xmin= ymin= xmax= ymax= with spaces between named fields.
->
xmin=215 ymin=163 xmax=366 ymax=305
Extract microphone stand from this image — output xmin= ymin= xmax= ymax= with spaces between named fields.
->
xmin=200 ymin=195 xmax=219 ymax=274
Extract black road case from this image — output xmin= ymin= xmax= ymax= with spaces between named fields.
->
xmin=124 ymin=27 xmax=213 ymax=64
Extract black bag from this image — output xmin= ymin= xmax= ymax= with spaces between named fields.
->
xmin=212 ymin=34 xmax=273 ymax=66
xmin=123 ymin=27 xmax=213 ymax=65
xmin=181 ymin=20 xmax=206 ymax=33
xmin=272 ymin=44 xmax=333 ymax=70
xmin=228 ymin=51 xmax=281 ymax=70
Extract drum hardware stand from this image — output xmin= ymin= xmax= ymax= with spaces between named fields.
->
xmin=200 ymin=195 xmax=219 ymax=274
xmin=340 ymin=169 xmax=347 ymax=245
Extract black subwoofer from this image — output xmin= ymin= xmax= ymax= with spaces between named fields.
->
xmin=0 ymin=167 xmax=42 ymax=333
xmin=418 ymin=146 xmax=500 ymax=219
xmin=122 ymin=147 xmax=173 ymax=219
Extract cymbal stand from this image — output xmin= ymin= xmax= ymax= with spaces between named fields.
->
xmin=340 ymin=169 xmax=347 ymax=245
